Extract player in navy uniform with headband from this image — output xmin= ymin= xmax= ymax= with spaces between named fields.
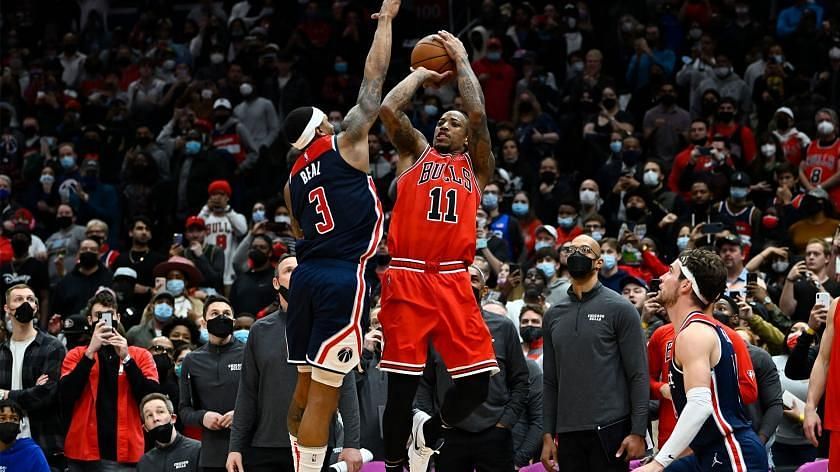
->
xmin=281 ymin=1 xmax=399 ymax=471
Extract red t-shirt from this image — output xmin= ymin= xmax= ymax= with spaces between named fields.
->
xmin=471 ymin=58 xmax=516 ymax=122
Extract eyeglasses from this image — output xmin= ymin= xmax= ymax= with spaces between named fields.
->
xmin=149 ymin=345 xmax=173 ymax=355
xmin=560 ymin=245 xmax=598 ymax=256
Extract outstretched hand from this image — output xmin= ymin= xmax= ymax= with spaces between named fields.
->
xmin=371 ymin=0 xmax=400 ymax=20
xmin=411 ymin=67 xmax=453 ymax=88
xmin=434 ymin=30 xmax=468 ymax=63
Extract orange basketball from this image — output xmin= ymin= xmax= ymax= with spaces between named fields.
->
xmin=410 ymin=35 xmax=455 ymax=74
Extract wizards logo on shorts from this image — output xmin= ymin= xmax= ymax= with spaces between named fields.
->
xmin=337 ymin=347 xmax=354 ymax=363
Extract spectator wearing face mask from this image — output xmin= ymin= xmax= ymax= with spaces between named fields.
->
xmin=814 ymin=47 xmax=840 ymax=111
xmin=788 ymin=188 xmax=840 ymax=252
xmin=642 ymin=82 xmax=690 ymax=163
xmin=554 ymin=200 xmax=582 ymax=246
xmin=126 ymin=291 xmax=176 ymax=348
xmin=137 ymin=393 xmax=201 ymax=472
xmin=800 ymin=108 xmax=840 ymax=202
xmin=0 ymin=284 xmax=65 ymax=469
xmin=510 ymin=191 xmax=541 ymax=256
xmin=51 ymin=238 xmax=113 ymax=319
xmin=233 ymin=76 xmax=280 ymax=154
xmin=598 ymin=238 xmax=636 ymax=294
xmin=0 ymin=399 xmax=50 ymax=472
xmin=210 ymin=98 xmax=258 ymax=171
xmin=172 ymin=216 xmax=224 ymax=295
xmin=484 ymin=182 xmax=524 ymax=261
xmin=152 ymin=256 xmax=205 ymax=323
xmin=771 ymin=107 xmax=810 ymax=167
xmin=44 ymin=204 xmax=85 ymax=286
xmin=471 ymin=37 xmax=515 ymax=122
xmin=534 ymin=157 xmax=576 ymax=225
xmin=537 ymin=246 xmax=571 ymax=308
xmin=641 ymin=159 xmax=682 ymax=215
xmin=199 ymin=180 xmax=248 ymax=290
xmin=693 ymin=54 xmax=751 ymax=117
xmin=84 ymin=219 xmax=119 ymax=270
xmin=714 ymin=171 xmax=761 ymax=253
xmin=519 ymin=304 xmax=544 ymax=364
xmin=230 ymin=234 xmax=276 ymax=315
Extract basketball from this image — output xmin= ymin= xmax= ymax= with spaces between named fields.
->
xmin=410 ymin=35 xmax=454 ymax=74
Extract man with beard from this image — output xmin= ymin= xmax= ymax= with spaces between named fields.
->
xmin=540 ymin=235 xmax=648 ymax=471
xmin=113 ymin=216 xmax=167 ymax=317
xmin=0 ymin=226 xmax=49 ymax=321
xmin=51 ymin=238 xmax=113 ymax=318
xmin=633 ymin=249 xmax=767 ymax=472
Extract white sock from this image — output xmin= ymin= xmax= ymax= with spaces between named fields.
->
xmin=289 ymin=434 xmax=300 ymax=471
xmin=297 ymin=444 xmax=328 ymax=472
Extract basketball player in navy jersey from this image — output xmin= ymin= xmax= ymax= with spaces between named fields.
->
xmin=281 ymin=1 xmax=399 ymax=471
xmin=633 ymin=249 xmax=767 ymax=472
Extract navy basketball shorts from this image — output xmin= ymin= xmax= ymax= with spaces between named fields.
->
xmin=667 ymin=428 xmax=768 ymax=472
xmin=286 ymin=258 xmax=369 ymax=374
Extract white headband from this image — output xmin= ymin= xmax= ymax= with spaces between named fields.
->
xmin=291 ymin=108 xmax=326 ymax=150
xmin=676 ymin=259 xmax=708 ymax=305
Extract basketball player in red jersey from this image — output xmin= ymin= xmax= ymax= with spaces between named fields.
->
xmin=800 ymin=109 xmax=840 ymax=205
xmin=804 ymin=296 xmax=840 ymax=465
xmin=378 ymin=30 xmax=498 ymax=472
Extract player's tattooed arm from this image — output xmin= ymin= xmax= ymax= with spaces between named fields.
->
xmin=380 ymin=69 xmax=435 ymax=174
xmin=435 ymin=30 xmax=493 ymax=188
xmin=341 ymin=0 xmax=399 ymax=146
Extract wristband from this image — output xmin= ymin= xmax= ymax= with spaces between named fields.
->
xmin=122 ymin=353 xmax=132 ymax=365
xmin=476 ymin=238 xmax=488 ymax=250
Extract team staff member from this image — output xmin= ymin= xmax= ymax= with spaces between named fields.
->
xmin=137 ymin=393 xmax=201 ymax=472
xmin=541 ymin=235 xmax=648 ymax=472
xmin=179 ymin=295 xmax=244 ymax=472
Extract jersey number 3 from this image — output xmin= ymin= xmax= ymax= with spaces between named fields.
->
xmin=427 ymin=187 xmax=458 ymax=223
xmin=308 ymin=187 xmax=335 ymax=234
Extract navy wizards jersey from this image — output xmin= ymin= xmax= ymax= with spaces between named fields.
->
xmin=288 ymin=135 xmax=383 ymax=263
xmin=669 ymin=313 xmax=752 ymax=450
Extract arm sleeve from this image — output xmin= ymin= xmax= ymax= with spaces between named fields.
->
xmin=9 ymin=340 xmax=66 ymax=412
xmin=755 ymin=351 xmax=784 ymax=440
xmin=178 ymin=355 xmax=208 ymax=427
xmin=616 ymin=303 xmax=650 ymax=436
xmin=230 ymin=337 xmax=258 ymax=452
xmin=542 ymin=310 xmax=558 ymax=434
xmin=784 ymin=331 xmax=816 ymax=380
xmin=124 ymin=349 xmax=160 ymax=400
xmin=514 ymin=366 xmax=543 ymax=467
xmin=654 ymin=387 xmax=713 ymax=467
xmin=499 ymin=321 xmax=530 ymax=428
xmin=338 ymin=373 xmax=361 ymax=449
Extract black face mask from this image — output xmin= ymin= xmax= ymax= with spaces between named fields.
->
xmin=701 ymin=101 xmax=718 ymax=117
xmin=214 ymin=114 xmax=230 ymax=124
xmin=171 ymin=339 xmax=189 ymax=351
xmin=56 ymin=216 xmax=73 ymax=229
xmin=148 ymin=422 xmax=174 ymax=445
xmin=136 ymin=136 xmax=152 ymax=146
xmin=375 ymin=254 xmax=391 ymax=266
xmin=13 ymin=302 xmax=35 ymax=324
xmin=520 ymin=325 xmax=542 ymax=344
xmin=602 ymin=98 xmax=617 ymax=109
xmin=659 ymin=94 xmax=676 ymax=107
xmin=153 ymin=353 xmax=173 ymax=376
xmin=625 ymin=206 xmax=646 ymax=221
xmin=248 ymin=249 xmax=268 ymax=267
xmin=276 ymin=285 xmax=289 ymax=302
xmin=776 ymin=117 xmax=791 ymax=130
xmin=717 ymin=111 xmax=734 ymax=123
xmin=79 ymin=252 xmax=99 ymax=269
xmin=567 ymin=253 xmax=594 ymax=279
xmin=23 ymin=127 xmax=37 ymax=138
xmin=206 ymin=315 xmax=234 ymax=338
xmin=712 ymin=310 xmax=731 ymax=325
xmin=11 ymin=237 xmax=29 ymax=257
xmin=0 ymin=422 xmax=20 ymax=444
xmin=540 ymin=171 xmax=556 ymax=184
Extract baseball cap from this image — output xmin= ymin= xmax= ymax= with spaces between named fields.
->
xmin=213 ymin=98 xmax=232 ymax=110
xmin=114 ymin=267 xmax=138 ymax=280
xmin=729 ymin=171 xmax=751 ymax=187
xmin=536 ymin=224 xmax=558 ymax=240
xmin=715 ymin=233 xmax=743 ymax=249
xmin=185 ymin=215 xmax=206 ymax=229
xmin=619 ymin=275 xmax=647 ymax=292
xmin=807 ymin=186 xmax=829 ymax=200
xmin=775 ymin=107 xmax=794 ymax=119
xmin=208 ymin=180 xmax=232 ymax=196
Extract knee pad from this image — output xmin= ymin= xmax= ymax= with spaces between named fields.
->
xmin=311 ymin=367 xmax=344 ymax=388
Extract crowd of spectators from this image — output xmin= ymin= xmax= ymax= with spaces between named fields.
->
xmin=2 ymin=0 xmax=840 ymax=470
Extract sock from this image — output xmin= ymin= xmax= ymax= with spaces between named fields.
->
xmin=297 ymin=444 xmax=328 ymax=472
xmin=289 ymin=434 xmax=300 ymax=471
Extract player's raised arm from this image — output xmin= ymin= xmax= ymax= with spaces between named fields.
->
xmin=435 ymin=30 xmax=494 ymax=188
xmin=338 ymin=0 xmax=400 ymax=167
xmin=379 ymin=68 xmax=446 ymax=176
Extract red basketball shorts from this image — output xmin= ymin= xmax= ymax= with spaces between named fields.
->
xmin=378 ymin=260 xmax=498 ymax=378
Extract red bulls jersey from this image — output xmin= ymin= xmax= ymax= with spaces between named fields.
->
xmin=803 ymin=139 xmax=840 ymax=205
xmin=388 ymin=146 xmax=480 ymax=263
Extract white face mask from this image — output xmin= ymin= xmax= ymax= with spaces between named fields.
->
xmin=579 ymin=189 xmax=598 ymax=205
xmin=239 ymin=83 xmax=253 ymax=97
xmin=772 ymin=260 xmax=789 ymax=273
xmin=210 ymin=53 xmax=225 ymax=65
xmin=643 ymin=170 xmax=659 ymax=187
xmin=761 ymin=144 xmax=776 ymax=157
xmin=818 ymin=121 xmax=835 ymax=136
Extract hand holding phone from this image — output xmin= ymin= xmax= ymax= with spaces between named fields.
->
xmin=816 ymin=291 xmax=831 ymax=308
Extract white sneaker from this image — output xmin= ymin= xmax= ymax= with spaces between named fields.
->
xmin=407 ymin=410 xmax=440 ymax=472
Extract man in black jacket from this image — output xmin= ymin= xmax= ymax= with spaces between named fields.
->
xmin=51 ymin=239 xmax=113 ymax=319
xmin=414 ymin=266 xmax=530 ymax=471
xmin=0 ymin=284 xmax=66 ymax=468
xmin=179 ymin=295 xmax=243 ymax=472
xmin=138 ymin=393 xmax=201 ymax=472
xmin=227 ymin=256 xmax=363 ymax=472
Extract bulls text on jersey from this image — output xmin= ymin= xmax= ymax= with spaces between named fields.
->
xmin=417 ymin=161 xmax=474 ymax=193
